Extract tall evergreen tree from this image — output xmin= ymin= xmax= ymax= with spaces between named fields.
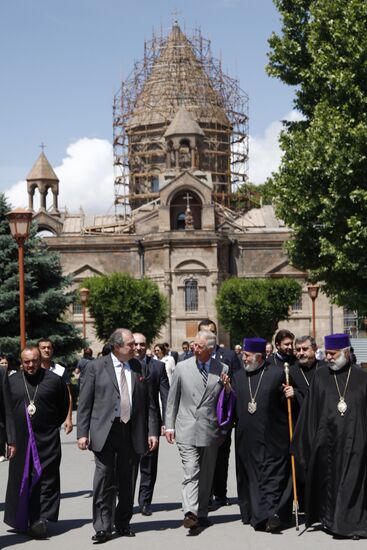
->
xmin=0 ymin=194 xmax=83 ymax=364
xmin=267 ymin=0 xmax=367 ymax=312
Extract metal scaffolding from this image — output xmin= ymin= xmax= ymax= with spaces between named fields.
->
xmin=113 ymin=24 xmax=249 ymax=216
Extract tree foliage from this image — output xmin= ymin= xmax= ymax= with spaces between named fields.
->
xmin=267 ymin=0 xmax=367 ymax=312
xmin=215 ymin=277 xmax=302 ymax=342
xmin=230 ymin=182 xmax=273 ymax=212
xmin=0 ymin=193 xmax=83 ymax=364
xmin=82 ymin=272 xmax=168 ymax=343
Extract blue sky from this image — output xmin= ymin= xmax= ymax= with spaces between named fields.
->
xmin=1 ymin=0 xmax=296 ymax=213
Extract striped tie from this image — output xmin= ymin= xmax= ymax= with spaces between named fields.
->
xmin=198 ymin=362 xmax=208 ymax=385
xmin=120 ymin=364 xmax=131 ymax=423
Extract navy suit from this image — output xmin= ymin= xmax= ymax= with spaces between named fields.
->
xmin=138 ymin=357 xmax=170 ymax=508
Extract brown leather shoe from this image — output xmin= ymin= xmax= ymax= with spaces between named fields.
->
xmin=183 ymin=512 xmax=198 ymax=529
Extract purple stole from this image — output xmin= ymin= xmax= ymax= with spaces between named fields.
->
xmin=15 ymin=403 xmax=43 ymax=531
xmin=216 ymin=388 xmax=236 ymax=427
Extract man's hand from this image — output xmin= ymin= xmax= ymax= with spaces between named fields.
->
xmin=165 ymin=430 xmax=175 ymax=444
xmin=148 ymin=436 xmax=158 ymax=451
xmin=77 ymin=437 xmax=89 ymax=450
xmin=220 ymin=372 xmax=232 ymax=394
xmin=64 ymin=417 xmax=73 ymax=434
xmin=282 ymin=384 xmax=294 ymax=399
xmin=7 ymin=444 xmax=16 ymax=459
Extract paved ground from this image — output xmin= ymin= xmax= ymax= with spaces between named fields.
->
xmin=0 ymin=413 xmax=364 ymax=549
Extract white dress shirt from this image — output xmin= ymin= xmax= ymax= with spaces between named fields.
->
xmin=111 ymin=353 xmax=132 ymax=417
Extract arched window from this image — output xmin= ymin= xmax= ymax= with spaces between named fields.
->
xmin=184 ymin=279 xmax=198 ymax=312
xmin=151 ymin=175 xmax=159 ymax=193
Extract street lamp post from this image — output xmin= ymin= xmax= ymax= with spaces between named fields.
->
xmin=79 ymin=287 xmax=90 ymax=339
xmin=307 ymin=284 xmax=320 ymax=339
xmin=6 ymin=208 xmax=33 ymax=350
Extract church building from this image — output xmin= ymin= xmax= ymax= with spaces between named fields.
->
xmin=24 ymin=23 xmax=344 ymax=349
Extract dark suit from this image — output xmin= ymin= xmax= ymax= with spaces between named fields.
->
xmin=178 ymin=350 xmax=194 ymax=362
xmin=77 ymin=354 xmax=159 ymax=533
xmin=212 ymin=346 xmax=242 ymax=501
xmin=0 ymin=368 xmax=16 ymax=451
xmin=138 ymin=357 xmax=169 ymax=508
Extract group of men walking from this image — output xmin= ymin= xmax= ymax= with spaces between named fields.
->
xmin=1 ymin=325 xmax=367 ymax=542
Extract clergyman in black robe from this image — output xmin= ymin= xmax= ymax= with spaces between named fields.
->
xmin=292 ymin=333 xmax=367 ymax=539
xmin=288 ymin=335 xmax=327 ymax=418
xmin=232 ymin=337 xmax=292 ymax=532
xmin=4 ymin=347 xmax=69 ymax=538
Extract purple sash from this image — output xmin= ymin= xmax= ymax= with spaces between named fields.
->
xmin=216 ymin=388 xmax=236 ymax=427
xmin=15 ymin=403 xmax=43 ymax=532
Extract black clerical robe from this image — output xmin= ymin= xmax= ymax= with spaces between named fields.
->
xmin=289 ymin=360 xmax=327 ymax=417
xmin=292 ymin=363 xmax=367 ymax=538
xmin=5 ymin=369 xmax=69 ymax=531
xmin=232 ymin=363 xmax=292 ymax=529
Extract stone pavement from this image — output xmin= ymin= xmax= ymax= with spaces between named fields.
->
xmin=0 ymin=414 xmax=363 ymax=549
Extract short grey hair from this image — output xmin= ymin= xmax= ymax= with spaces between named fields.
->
xmin=110 ymin=328 xmax=130 ymax=347
xmin=197 ymin=330 xmax=216 ymax=350
xmin=295 ymin=335 xmax=317 ymax=350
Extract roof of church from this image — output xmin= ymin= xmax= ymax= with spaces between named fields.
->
xmin=26 ymin=152 xmax=59 ymax=181
xmin=164 ymin=106 xmax=205 ymax=138
xmin=236 ymin=204 xmax=286 ymax=229
xmin=127 ymin=23 xmax=230 ymax=129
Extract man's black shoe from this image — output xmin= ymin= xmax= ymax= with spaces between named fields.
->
xmin=91 ymin=530 xmax=112 ymax=543
xmin=265 ymin=514 xmax=281 ymax=533
xmin=183 ymin=512 xmax=198 ymax=529
xmin=141 ymin=504 xmax=152 ymax=516
xmin=214 ymin=496 xmax=231 ymax=507
xmin=29 ymin=519 xmax=48 ymax=539
xmin=116 ymin=527 xmax=136 ymax=537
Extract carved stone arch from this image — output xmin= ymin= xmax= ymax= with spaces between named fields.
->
xmin=166 ymin=184 xmax=206 ymax=207
xmin=169 ymin=189 xmax=202 ymax=230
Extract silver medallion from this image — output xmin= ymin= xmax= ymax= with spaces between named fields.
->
xmin=337 ymin=397 xmax=347 ymax=416
xmin=248 ymin=400 xmax=257 ymax=414
xmin=27 ymin=401 xmax=36 ymax=417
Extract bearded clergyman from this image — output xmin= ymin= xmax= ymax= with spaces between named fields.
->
xmin=292 ymin=333 xmax=367 ymax=540
xmin=231 ymin=337 xmax=292 ymax=532
xmin=4 ymin=346 xmax=69 ymax=539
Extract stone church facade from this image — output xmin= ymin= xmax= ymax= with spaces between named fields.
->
xmin=24 ymin=23 xmax=344 ymax=350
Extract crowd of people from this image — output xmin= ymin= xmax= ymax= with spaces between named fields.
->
xmin=0 ymin=323 xmax=366 ymax=542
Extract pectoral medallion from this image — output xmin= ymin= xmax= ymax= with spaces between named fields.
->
xmin=248 ymin=400 xmax=257 ymax=414
xmin=337 ymin=397 xmax=347 ymax=416
xmin=27 ymin=401 xmax=37 ymax=417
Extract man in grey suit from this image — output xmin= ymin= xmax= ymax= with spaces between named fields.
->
xmin=165 ymin=330 xmax=230 ymax=530
xmin=77 ymin=328 xmax=159 ymax=543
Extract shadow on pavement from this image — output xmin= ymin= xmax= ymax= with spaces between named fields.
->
xmin=133 ymin=501 xmax=182 ymax=515
xmin=0 ymin=518 xmax=92 ymax=548
xmin=61 ymin=490 xmax=93 ymax=499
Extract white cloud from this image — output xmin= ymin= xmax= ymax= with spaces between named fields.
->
xmin=6 ymin=138 xmax=115 ymax=215
xmin=5 ymin=112 xmax=305 ymax=213
xmin=249 ymin=110 xmax=304 ymax=184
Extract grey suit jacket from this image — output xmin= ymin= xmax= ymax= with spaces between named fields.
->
xmin=165 ymin=356 xmax=228 ymax=447
xmin=77 ymin=354 xmax=159 ymax=454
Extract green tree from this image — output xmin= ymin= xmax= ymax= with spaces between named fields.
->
xmin=0 ymin=194 xmax=83 ymax=364
xmin=267 ymin=0 xmax=367 ymax=312
xmin=230 ymin=181 xmax=273 ymax=212
xmin=82 ymin=272 xmax=168 ymax=343
xmin=216 ymin=277 xmax=301 ymax=342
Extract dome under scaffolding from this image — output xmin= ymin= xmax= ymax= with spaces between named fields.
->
xmin=113 ymin=23 xmax=249 ymax=215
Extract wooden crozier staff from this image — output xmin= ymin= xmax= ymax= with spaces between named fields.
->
xmin=284 ymin=362 xmax=299 ymax=530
